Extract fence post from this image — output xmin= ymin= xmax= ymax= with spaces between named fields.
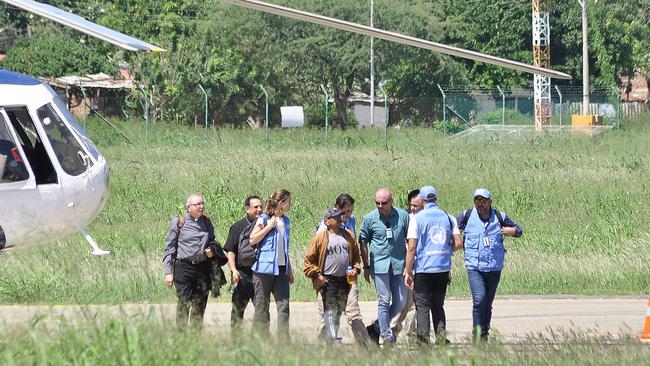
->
xmin=198 ymin=84 xmax=208 ymax=141
xmin=554 ymin=85 xmax=563 ymax=127
xmin=320 ymin=84 xmax=329 ymax=142
xmin=80 ymin=86 xmax=88 ymax=132
xmin=379 ymin=83 xmax=388 ymax=150
xmin=496 ymin=85 xmax=505 ymax=126
xmin=139 ymin=84 xmax=150 ymax=144
xmin=611 ymin=86 xmax=620 ymax=128
xmin=260 ymin=85 xmax=269 ymax=144
xmin=437 ymin=84 xmax=446 ymax=133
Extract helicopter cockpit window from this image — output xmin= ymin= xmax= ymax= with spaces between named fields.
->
xmin=0 ymin=113 xmax=29 ymax=183
xmin=52 ymin=97 xmax=100 ymax=161
xmin=37 ymin=103 xmax=88 ymax=176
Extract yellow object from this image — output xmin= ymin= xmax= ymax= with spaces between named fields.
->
xmin=571 ymin=115 xmax=603 ymax=135
xmin=640 ymin=297 xmax=650 ymax=342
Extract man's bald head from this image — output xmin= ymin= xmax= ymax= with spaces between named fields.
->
xmin=375 ymin=187 xmax=393 ymax=216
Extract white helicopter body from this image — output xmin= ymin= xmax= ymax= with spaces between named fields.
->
xmin=0 ymin=69 xmax=109 ymax=252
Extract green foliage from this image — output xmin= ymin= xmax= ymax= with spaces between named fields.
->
xmin=479 ymin=109 xmax=533 ymax=125
xmin=2 ymin=34 xmax=114 ymax=77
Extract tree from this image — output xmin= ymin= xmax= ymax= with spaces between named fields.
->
xmin=2 ymin=33 xmax=113 ymax=77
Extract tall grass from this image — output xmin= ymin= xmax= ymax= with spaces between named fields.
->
xmin=1 ymin=314 xmax=648 ymax=365
xmin=0 ymin=117 xmax=648 ymax=303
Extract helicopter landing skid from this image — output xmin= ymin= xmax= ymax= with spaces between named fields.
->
xmin=79 ymin=226 xmax=110 ymax=256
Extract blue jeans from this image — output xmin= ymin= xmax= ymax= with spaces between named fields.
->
xmin=467 ymin=269 xmax=501 ymax=339
xmin=373 ymin=271 xmax=408 ymax=342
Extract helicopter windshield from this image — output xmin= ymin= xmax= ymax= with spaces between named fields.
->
xmin=0 ymin=112 xmax=30 ymax=183
xmin=37 ymin=103 xmax=89 ymax=176
xmin=51 ymin=97 xmax=100 ymax=161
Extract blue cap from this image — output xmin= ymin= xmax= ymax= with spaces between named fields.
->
xmin=473 ymin=188 xmax=491 ymax=199
xmin=418 ymin=185 xmax=437 ymax=201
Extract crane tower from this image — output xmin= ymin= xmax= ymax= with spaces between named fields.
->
xmin=532 ymin=0 xmax=551 ymax=130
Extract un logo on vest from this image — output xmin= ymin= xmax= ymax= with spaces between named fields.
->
xmin=429 ymin=227 xmax=448 ymax=245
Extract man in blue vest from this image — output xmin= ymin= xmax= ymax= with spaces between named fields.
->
xmin=457 ymin=188 xmax=523 ymax=342
xmin=404 ymin=186 xmax=462 ymax=345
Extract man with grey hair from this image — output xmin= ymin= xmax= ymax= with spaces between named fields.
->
xmin=162 ymin=193 xmax=221 ymax=330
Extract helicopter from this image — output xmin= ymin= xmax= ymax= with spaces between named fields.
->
xmin=0 ymin=0 xmax=163 ymax=255
xmin=1 ymin=0 xmax=569 ymax=255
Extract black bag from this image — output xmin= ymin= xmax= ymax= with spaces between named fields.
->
xmin=237 ymin=220 xmax=258 ymax=267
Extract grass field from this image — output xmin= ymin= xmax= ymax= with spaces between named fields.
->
xmin=1 ymin=314 xmax=648 ymax=365
xmin=0 ymin=117 xmax=648 ymax=304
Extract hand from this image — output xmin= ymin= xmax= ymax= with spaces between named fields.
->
xmin=231 ymin=269 xmax=241 ymax=285
xmin=404 ymin=272 xmax=414 ymax=290
xmin=448 ymin=271 xmax=453 ymax=285
xmin=363 ymin=267 xmax=372 ymax=283
xmin=288 ymin=270 xmax=295 ymax=284
xmin=164 ymin=274 xmax=174 ymax=289
xmin=316 ymin=274 xmax=328 ymax=288
xmin=204 ymin=247 xmax=214 ymax=258
xmin=502 ymin=227 xmax=517 ymax=236
xmin=268 ymin=216 xmax=279 ymax=229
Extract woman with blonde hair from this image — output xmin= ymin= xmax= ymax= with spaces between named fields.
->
xmin=249 ymin=189 xmax=294 ymax=339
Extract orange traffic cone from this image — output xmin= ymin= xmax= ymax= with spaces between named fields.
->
xmin=640 ymin=297 xmax=650 ymax=343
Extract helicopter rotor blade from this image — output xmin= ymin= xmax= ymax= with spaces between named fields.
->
xmin=227 ymin=0 xmax=571 ymax=80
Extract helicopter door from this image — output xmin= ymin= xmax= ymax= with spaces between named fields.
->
xmin=4 ymin=106 xmax=58 ymax=185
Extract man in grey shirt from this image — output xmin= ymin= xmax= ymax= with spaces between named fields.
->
xmin=162 ymin=193 xmax=219 ymax=330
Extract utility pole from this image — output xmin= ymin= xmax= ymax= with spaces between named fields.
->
xmin=532 ymin=0 xmax=551 ymax=130
xmin=369 ymin=0 xmax=375 ymax=127
xmin=579 ymin=0 xmax=590 ymax=114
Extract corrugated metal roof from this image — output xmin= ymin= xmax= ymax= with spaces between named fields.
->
xmin=40 ymin=73 xmax=134 ymax=89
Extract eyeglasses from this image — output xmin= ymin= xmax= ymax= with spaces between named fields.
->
xmin=473 ymin=197 xmax=488 ymax=204
xmin=375 ymin=200 xmax=391 ymax=206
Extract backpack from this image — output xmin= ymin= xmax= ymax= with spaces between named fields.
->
xmin=459 ymin=208 xmax=505 ymax=228
xmin=236 ymin=219 xmax=258 ymax=267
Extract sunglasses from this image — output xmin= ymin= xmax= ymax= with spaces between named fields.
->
xmin=473 ymin=197 xmax=488 ymax=204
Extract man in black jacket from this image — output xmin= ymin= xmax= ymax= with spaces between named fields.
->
xmin=224 ymin=195 xmax=264 ymax=331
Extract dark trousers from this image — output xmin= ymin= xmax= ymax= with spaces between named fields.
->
xmin=231 ymin=268 xmax=255 ymax=331
xmin=174 ymin=260 xmax=212 ymax=330
xmin=319 ymin=275 xmax=351 ymax=342
xmin=413 ymin=272 xmax=449 ymax=343
xmin=252 ymin=267 xmax=290 ymax=339
xmin=467 ymin=269 xmax=501 ymax=339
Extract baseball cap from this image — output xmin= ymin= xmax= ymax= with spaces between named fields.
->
xmin=418 ymin=185 xmax=437 ymax=201
xmin=324 ymin=208 xmax=344 ymax=220
xmin=473 ymin=188 xmax=491 ymax=199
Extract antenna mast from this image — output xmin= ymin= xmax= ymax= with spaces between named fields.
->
xmin=532 ymin=0 xmax=552 ymax=130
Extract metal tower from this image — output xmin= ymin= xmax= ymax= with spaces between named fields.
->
xmin=533 ymin=0 xmax=551 ymax=130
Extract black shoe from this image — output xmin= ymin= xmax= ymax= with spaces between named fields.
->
xmin=366 ymin=324 xmax=380 ymax=345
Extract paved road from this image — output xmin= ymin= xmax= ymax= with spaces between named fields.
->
xmin=0 ymin=297 xmax=646 ymax=343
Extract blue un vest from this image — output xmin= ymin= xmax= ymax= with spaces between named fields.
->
xmin=463 ymin=208 xmax=506 ymax=272
xmin=414 ymin=204 xmax=453 ymax=273
xmin=253 ymin=214 xmax=291 ymax=275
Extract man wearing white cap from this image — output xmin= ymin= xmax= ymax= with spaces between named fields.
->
xmin=457 ymin=188 xmax=523 ymax=342
xmin=404 ymin=186 xmax=462 ymax=345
